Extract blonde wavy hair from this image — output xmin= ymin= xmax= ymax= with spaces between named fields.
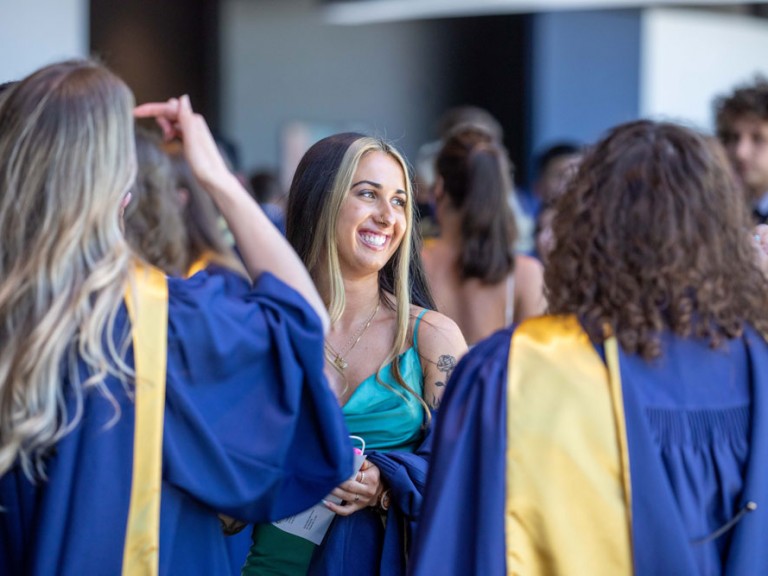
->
xmin=0 ymin=60 xmax=136 ymax=479
xmin=286 ymin=133 xmax=435 ymax=418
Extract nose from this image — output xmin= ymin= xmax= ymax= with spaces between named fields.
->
xmin=377 ymin=201 xmax=396 ymax=226
xmin=734 ymin=135 xmax=752 ymax=162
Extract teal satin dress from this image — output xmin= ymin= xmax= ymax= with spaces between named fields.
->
xmin=242 ymin=311 xmax=428 ymax=575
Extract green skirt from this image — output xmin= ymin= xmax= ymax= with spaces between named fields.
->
xmin=241 ymin=523 xmax=316 ymax=576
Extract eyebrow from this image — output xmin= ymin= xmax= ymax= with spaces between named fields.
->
xmin=351 ymin=180 xmax=407 ymax=196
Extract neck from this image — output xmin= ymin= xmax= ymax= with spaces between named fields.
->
xmin=340 ymin=276 xmax=380 ymax=322
xmin=435 ymin=205 xmax=463 ymax=249
xmin=317 ymin=269 xmax=381 ymax=329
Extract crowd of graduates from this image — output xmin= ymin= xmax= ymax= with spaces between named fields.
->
xmin=2 ymin=59 xmax=768 ymax=575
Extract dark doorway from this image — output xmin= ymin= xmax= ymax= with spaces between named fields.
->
xmin=432 ymin=14 xmax=532 ymax=187
xmin=90 ymin=0 xmax=220 ymax=129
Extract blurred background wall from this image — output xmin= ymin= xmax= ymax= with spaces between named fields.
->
xmin=1 ymin=0 xmax=767 ymax=188
xmin=0 ymin=0 xmax=87 ymax=82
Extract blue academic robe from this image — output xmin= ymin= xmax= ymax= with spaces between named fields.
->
xmin=410 ymin=316 xmax=768 ymax=575
xmin=0 ymin=271 xmax=354 ymax=576
xmin=309 ymin=427 xmax=433 ymax=576
xmin=190 ymin=262 xmax=257 ymax=575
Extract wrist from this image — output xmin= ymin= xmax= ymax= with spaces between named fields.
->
xmin=203 ymin=171 xmax=242 ymax=201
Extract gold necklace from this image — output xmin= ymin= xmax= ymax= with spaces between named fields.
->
xmin=324 ymin=302 xmax=380 ymax=373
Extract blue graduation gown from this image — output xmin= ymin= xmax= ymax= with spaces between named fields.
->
xmin=308 ymin=427 xmax=433 ymax=576
xmin=191 ymin=262 xmax=260 ymax=575
xmin=409 ymin=328 xmax=510 ymax=575
xmin=0 ymin=271 xmax=354 ymax=576
xmin=410 ymin=317 xmax=768 ymax=575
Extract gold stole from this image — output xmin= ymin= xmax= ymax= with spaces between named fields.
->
xmin=122 ymin=262 xmax=168 ymax=576
xmin=185 ymin=251 xmax=214 ymax=278
xmin=504 ymin=315 xmax=634 ymax=575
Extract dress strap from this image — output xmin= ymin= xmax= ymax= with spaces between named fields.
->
xmin=505 ymin=271 xmax=516 ymax=326
xmin=413 ymin=309 xmax=429 ymax=355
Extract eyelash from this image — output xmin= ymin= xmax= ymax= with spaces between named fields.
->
xmin=358 ymin=190 xmax=407 ymax=207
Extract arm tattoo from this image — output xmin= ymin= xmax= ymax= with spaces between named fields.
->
xmin=428 ymin=354 xmax=457 ymax=409
xmin=436 ymin=354 xmax=457 ymax=382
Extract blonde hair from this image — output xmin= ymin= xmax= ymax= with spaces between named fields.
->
xmin=286 ymin=133 xmax=431 ymax=417
xmin=0 ymin=60 xmax=136 ymax=479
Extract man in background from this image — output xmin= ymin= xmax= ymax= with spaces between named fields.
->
xmin=715 ymin=77 xmax=768 ymax=224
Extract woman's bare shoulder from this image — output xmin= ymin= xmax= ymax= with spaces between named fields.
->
xmin=514 ymin=253 xmax=544 ymax=278
xmin=410 ymin=306 xmax=467 ymax=356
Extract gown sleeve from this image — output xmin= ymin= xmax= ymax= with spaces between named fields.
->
xmin=408 ymin=327 xmax=512 ymax=576
xmin=308 ymin=425 xmax=433 ymax=576
xmin=162 ymin=270 xmax=354 ymax=523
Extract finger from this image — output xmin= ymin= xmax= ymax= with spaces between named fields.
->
xmin=336 ymin=479 xmax=360 ymax=493
xmin=323 ymin=499 xmax=358 ymax=516
xmin=181 ymin=93 xmax=192 ymax=112
xmin=134 ymin=99 xmax=182 ymax=141
xmin=177 ymin=94 xmax=194 ymax=127
xmin=133 ymin=101 xmax=177 ymax=119
xmin=154 ymin=117 xmax=175 ymax=141
xmin=329 ymin=486 xmax=355 ymax=501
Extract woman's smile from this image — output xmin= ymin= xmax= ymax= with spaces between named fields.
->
xmin=359 ymin=229 xmax=388 ymax=249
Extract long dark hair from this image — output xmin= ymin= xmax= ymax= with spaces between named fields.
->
xmin=286 ymin=132 xmax=435 ymax=417
xmin=286 ymin=132 xmax=435 ymax=311
xmin=436 ymin=127 xmax=517 ymax=283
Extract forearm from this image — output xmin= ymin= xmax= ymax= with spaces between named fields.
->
xmin=132 ymin=96 xmax=328 ymax=331
xmin=206 ymin=172 xmax=329 ymax=331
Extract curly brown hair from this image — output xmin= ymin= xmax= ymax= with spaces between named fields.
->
xmin=124 ymin=127 xmax=188 ymax=276
xmin=715 ymin=76 xmax=768 ymax=138
xmin=545 ymin=119 xmax=768 ymax=359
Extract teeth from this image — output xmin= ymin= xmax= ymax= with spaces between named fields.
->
xmin=360 ymin=232 xmax=386 ymax=247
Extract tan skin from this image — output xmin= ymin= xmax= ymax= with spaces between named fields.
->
xmin=319 ymin=151 xmax=467 ymax=515
xmin=422 ymin=179 xmax=547 ymax=346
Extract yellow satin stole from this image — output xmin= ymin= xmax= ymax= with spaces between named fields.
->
xmin=122 ymin=262 xmax=168 ymax=576
xmin=185 ymin=251 xmax=214 ymax=278
xmin=504 ymin=315 xmax=634 ymax=575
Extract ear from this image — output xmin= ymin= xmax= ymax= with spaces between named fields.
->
xmin=120 ymin=192 xmax=133 ymax=210
xmin=433 ymin=176 xmax=445 ymax=201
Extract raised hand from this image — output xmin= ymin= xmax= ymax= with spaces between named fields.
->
xmin=133 ymin=95 xmax=233 ymax=192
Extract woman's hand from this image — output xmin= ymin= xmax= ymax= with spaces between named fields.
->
xmin=324 ymin=459 xmax=384 ymax=516
xmin=133 ymin=95 xmax=233 ymax=192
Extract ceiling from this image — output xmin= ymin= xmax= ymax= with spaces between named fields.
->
xmin=322 ymin=0 xmax=767 ymax=24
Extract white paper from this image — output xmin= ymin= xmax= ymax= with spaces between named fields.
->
xmin=272 ymin=443 xmax=366 ymax=545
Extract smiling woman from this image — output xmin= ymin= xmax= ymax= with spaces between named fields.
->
xmin=333 ymin=150 xmax=408 ymax=282
xmin=243 ymin=133 xmax=467 ymax=576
